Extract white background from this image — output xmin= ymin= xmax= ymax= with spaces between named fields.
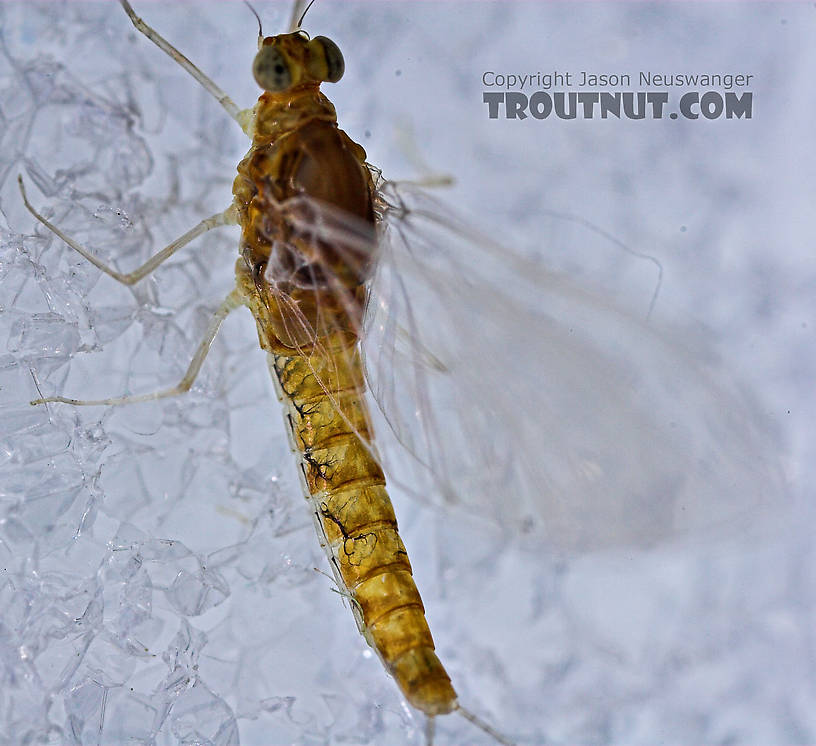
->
xmin=1 ymin=2 xmax=815 ymax=744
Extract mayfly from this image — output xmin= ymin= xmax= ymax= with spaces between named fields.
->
xmin=14 ymin=1 xmax=784 ymax=744
xmin=17 ymin=0 xmax=511 ymax=742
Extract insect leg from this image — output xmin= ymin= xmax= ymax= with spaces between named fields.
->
xmin=390 ymin=122 xmax=455 ymax=188
xmin=391 ymin=175 xmax=455 ymax=189
xmin=31 ymin=289 xmax=243 ymax=407
xmin=117 ymin=1 xmax=251 ymax=132
xmin=18 ymin=175 xmax=237 ymax=286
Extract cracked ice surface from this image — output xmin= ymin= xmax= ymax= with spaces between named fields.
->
xmin=1 ymin=3 xmax=816 ymax=745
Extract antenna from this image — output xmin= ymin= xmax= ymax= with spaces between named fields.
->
xmin=243 ymin=0 xmax=263 ymax=47
xmin=293 ymin=0 xmax=317 ymax=31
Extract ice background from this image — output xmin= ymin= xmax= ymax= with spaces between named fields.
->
xmin=1 ymin=2 xmax=814 ymax=745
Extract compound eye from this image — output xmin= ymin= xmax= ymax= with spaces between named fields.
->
xmin=253 ymin=45 xmax=292 ymax=92
xmin=308 ymin=36 xmax=344 ymax=83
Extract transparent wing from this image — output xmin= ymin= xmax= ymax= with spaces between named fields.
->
xmin=367 ymin=181 xmax=787 ymax=551
xmin=280 ymin=180 xmax=786 ymax=553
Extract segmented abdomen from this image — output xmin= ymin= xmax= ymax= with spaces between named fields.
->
xmin=270 ymin=344 xmax=458 ymax=716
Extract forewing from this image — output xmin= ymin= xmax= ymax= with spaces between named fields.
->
xmin=277 ymin=181 xmax=785 ymax=553
xmin=360 ymin=181 xmax=786 ymax=552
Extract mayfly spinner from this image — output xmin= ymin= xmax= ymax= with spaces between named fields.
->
xmin=16 ymin=2 xmax=785 ymax=744
xmin=18 ymin=1 xmax=508 ymax=742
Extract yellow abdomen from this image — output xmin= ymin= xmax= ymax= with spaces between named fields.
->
xmin=270 ymin=343 xmax=458 ymax=716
